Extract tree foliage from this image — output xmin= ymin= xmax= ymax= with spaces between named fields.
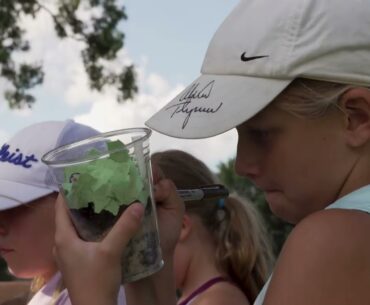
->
xmin=0 ymin=0 xmax=137 ymax=109
xmin=217 ymin=158 xmax=293 ymax=256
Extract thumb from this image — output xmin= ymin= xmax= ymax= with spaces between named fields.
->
xmin=101 ymin=202 xmax=145 ymax=257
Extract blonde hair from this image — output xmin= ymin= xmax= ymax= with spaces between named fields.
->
xmin=276 ymin=78 xmax=356 ymax=118
xmin=30 ymin=276 xmax=64 ymax=304
xmin=151 ymin=150 xmax=274 ymax=303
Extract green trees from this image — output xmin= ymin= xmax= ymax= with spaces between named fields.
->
xmin=0 ymin=0 xmax=137 ymax=109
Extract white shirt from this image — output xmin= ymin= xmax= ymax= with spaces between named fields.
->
xmin=27 ymin=272 xmax=126 ymax=305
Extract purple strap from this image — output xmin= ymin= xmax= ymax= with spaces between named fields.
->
xmin=178 ymin=276 xmax=228 ymax=305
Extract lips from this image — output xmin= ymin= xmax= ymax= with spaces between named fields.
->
xmin=254 ymin=184 xmax=282 ymax=202
xmin=0 ymin=248 xmax=14 ymax=255
xmin=253 ymin=183 xmax=279 ymax=193
xmin=263 ymin=189 xmax=281 ymax=196
xmin=248 ymin=179 xmax=282 ymax=195
xmin=264 ymin=189 xmax=280 ymax=193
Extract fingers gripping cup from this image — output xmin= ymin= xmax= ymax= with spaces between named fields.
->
xmin=42 ymin=127 xmax=163 ymax=282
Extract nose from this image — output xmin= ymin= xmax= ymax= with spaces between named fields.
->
xmin=234 ymin=135 xmax=262 ymax=179
xmin=0 ymin=226 xmax=7 ymax=236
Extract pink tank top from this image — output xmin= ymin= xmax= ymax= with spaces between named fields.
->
xmin=178 ymin=276 xmax=228 ymax=305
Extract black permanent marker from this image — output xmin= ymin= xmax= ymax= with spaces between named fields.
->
xmin=177 ymin=184 xmax=229 ymax=202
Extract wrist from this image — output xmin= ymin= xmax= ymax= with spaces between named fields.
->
xmin=69 ymin=297 xmax=117 ymax=305
xmin=68 ymin=289 xmax=118 ymax=305
xmin=125 ymin=256 xmax=177 ymax=305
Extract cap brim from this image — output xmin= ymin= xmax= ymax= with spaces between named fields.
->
xmin=146 ymin=74 xmax=292 ymax=139
xmin=0 ymin=180 xmax=54 ymax=211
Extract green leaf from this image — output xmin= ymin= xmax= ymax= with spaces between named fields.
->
xmin=62 ymin=140 xmax=147 ymax=216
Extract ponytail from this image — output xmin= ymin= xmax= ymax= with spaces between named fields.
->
xmin=213 ymin=195 xmax=274 ymax=303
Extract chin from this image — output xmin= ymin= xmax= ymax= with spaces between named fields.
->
xmin=7 ymin=266 xmax=40 ymax=280
xmin=8 ymin=268 xmax=29 ymax=279
xmin=265 ymin=193 xmax=298 ymax=224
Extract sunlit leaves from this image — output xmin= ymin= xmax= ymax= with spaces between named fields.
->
xmin=0 ymin=0 xmax=137 ymax=108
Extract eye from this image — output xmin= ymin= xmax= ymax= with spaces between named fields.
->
xmin=250 ymin=129 xmax=270 ymax=137
xmin=248 ymin=128 xmax=273 ymax=146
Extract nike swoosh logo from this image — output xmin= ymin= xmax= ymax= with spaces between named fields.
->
xmin=240 ymin=52 xmax=269 ymax=62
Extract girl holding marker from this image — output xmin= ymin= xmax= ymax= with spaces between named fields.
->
xmin=55 ymin=0 xmax=370 ymax=304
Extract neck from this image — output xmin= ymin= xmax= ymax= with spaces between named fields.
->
xmin=337 ymin=152 xmax=370 ymax=200
xmin=179 ymin=240 xmax=226 ymax=301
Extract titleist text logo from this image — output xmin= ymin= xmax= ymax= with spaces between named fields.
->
xmin=0 ymin=144 xmax=38 ymax=168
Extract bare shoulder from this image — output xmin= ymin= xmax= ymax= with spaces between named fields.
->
xmin=263 ymin=209 xmax=370 ymax=305
xmin=289 ymin=208 xmax=370 ymax=254
xmin=193 ymin=281 xmax=250 ymax=305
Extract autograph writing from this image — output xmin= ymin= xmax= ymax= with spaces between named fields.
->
xmin=166 ymin=80 xmax=223 ymax=129
xmin=179 ymin=81 xmax=214 ymax=101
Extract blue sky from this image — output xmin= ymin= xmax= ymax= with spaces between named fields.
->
xmin=0 ymin=0 xmax=239 ymax=170
xmin=124 ymin=0 xmax=238 ymax=85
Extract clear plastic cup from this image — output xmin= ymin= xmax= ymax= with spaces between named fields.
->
xmin=42 ymin=127 xmax=163 ymax=282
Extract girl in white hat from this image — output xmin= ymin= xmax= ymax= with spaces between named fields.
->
xmin=54 ymin=0 xmax=370 ymax=304
xmin=0 ymin=120 xmax=127 ymax=305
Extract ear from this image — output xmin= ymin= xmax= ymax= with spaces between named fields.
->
xmin=340 ymin=87 xmax=370 ymax=147
xmin=178 ymin=214 xmax=193 ymax=242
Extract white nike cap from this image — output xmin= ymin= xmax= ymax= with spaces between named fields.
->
xmin=0 ymin=120 xmax=100 ymax=211
xmin=146 ymin=0 xmax=370 ymax=139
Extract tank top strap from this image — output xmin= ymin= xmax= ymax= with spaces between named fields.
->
xmin=325 ymin=184 xmax=370 ymax=213
xmin=178 ymin=276 xmax=228 ymax=305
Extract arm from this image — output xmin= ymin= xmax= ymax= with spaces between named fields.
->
xmin=124 ymin=257 xmax=177 ymax=305
xmin=125 ymin=179 xmax=184 ymax=305
xmin=263 ymin=209 xmax=370 ymax=305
